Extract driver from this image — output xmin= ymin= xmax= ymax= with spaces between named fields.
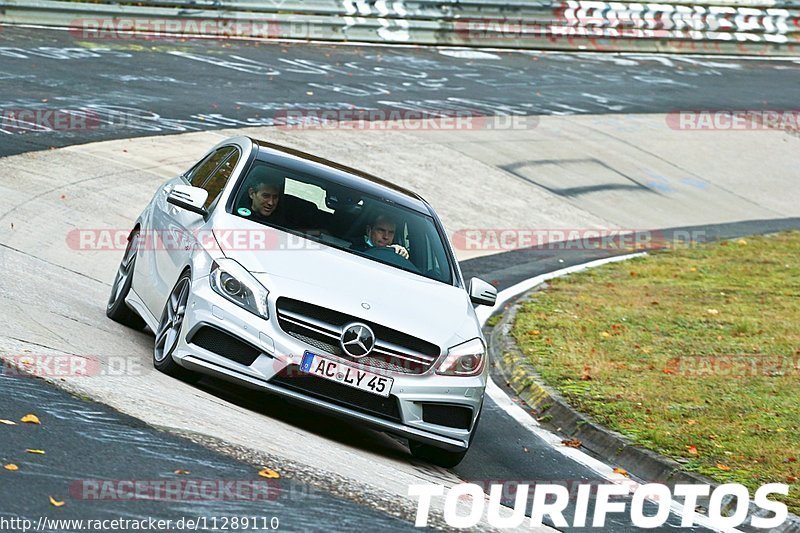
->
xmin=353 ymin=213 xmax=409 ymax=259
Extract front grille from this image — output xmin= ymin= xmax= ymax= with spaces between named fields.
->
xmin=276 ymin=298 xmax=440 ymax=375
xmin=270 ymin=366 xmax=401 ymax=422
xmin=189 ymin=326 xmax=261 ymax=366
xmin=422 ymin=404 xmax=473 ymax=430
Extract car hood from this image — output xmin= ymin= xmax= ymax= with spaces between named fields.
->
xmin=213 ymin=224 xmax=475 ymax=348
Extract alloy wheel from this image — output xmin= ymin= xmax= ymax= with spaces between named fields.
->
xmin=154 ymin=276 xmax=190 ymax=363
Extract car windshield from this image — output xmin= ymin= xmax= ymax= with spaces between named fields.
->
xmin=230 ymin=161 xmax=454 ymax=284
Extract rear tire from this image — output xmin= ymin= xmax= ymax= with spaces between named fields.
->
xmin=107 ymin=229 xmax=146 ymax=329
xmin=153 ymin=271 xmax=197 ymax=382
xmin=409 ymin=441 xmax=468 ymax=468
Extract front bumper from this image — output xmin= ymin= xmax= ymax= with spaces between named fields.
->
xmin=170 ymin=275 xmax=486 ymax=451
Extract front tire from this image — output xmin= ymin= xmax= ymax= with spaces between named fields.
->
xmin=409 ymin=409 xmax=481 ymax=468
xmin=107 ymin=229 xmax=146 ymax=329
xmin=153 ymin=271 xmax=196 ymax=381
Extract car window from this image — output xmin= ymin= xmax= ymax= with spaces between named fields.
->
xmin=284 ymin=179 xmax=334 ymax=214
xmin=201 ymin=149 xmax=241 ymax=208
xmin=231 ymin=161 xmax=453 ymax=285
xmin=187 ymin=146 xmax=237 ymax=187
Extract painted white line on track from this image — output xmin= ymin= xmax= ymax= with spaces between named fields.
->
xmin=478 ymin=252 xmax=737 ymax=533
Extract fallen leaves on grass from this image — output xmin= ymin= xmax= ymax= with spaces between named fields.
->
xmin=258 ymin=468 xmax=280 ymax=479
xmin=706 ymin=309 xmax=720 ymax=315
xmin=686 ymin=445 xmax=699 ymax=455
xmin=788 ymin=476 xmax=798 ymax=483
xmin=562 ymin=439 xmax=582 ymax=448
xmin=49 ymin=496 xmax=65 ymax=507
xmin=716 ymin=463 xmax=731 ymax=471
xmin=20 ymin=414 xmax=40 ymax=425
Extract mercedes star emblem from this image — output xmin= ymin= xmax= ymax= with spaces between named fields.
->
xmin=340 ymin=322 xmax=375 ymax=358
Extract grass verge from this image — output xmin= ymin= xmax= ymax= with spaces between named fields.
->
xmin=512 ymin=231 xmax=800 ymax=514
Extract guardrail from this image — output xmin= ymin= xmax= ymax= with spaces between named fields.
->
xmin=1 ymin=0 xmax=798 ymax=55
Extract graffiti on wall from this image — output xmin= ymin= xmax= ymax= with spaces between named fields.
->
xmin=557 ymin=1 xmax=796 ymax=43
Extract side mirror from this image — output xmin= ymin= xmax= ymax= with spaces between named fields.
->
xmin=167 ymin=185 xmax=209 ymax=219
xmin=468 ymin=277 xmax=497 ymax=307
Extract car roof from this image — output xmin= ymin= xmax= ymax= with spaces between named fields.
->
xmin=250 ymin=138 xmax=431 ymax=214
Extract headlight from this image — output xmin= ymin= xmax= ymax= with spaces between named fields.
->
xmin=209 ymin=259 xmax=269 ymax=319
xmin=436 ymin=338 xmax=485 ymax=377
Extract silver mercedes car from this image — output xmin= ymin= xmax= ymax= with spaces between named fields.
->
xmin=107 ymin=136 xmax=497 ymax=467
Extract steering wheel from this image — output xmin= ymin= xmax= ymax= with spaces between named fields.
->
xmin=364 ymin=246 xmax=420 ymax=273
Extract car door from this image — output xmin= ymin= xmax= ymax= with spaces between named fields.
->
xmin=145 ymin=146 xmax=240 ymax=315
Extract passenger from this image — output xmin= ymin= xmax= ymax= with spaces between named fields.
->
xmin=244 ymin=174 xmax=286 ymax=225
xmin=353 ymin=213 xmax=409 ymax=259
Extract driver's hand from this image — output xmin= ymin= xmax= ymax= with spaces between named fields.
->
xmin=389 ymin=244 xmax=409 ymax=259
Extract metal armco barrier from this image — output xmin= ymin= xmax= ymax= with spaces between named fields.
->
xmin=1 ymin=0 xmax=798 ymax=55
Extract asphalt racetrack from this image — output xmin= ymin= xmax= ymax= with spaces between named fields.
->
xmin=2 ymin=25 xmax=800 ymax=158
xmin=1 ymin=25 xmax=799 ymax=532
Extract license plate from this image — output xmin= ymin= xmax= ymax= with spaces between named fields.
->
xmin=300 ymin=351 xmax=393 ymax=398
